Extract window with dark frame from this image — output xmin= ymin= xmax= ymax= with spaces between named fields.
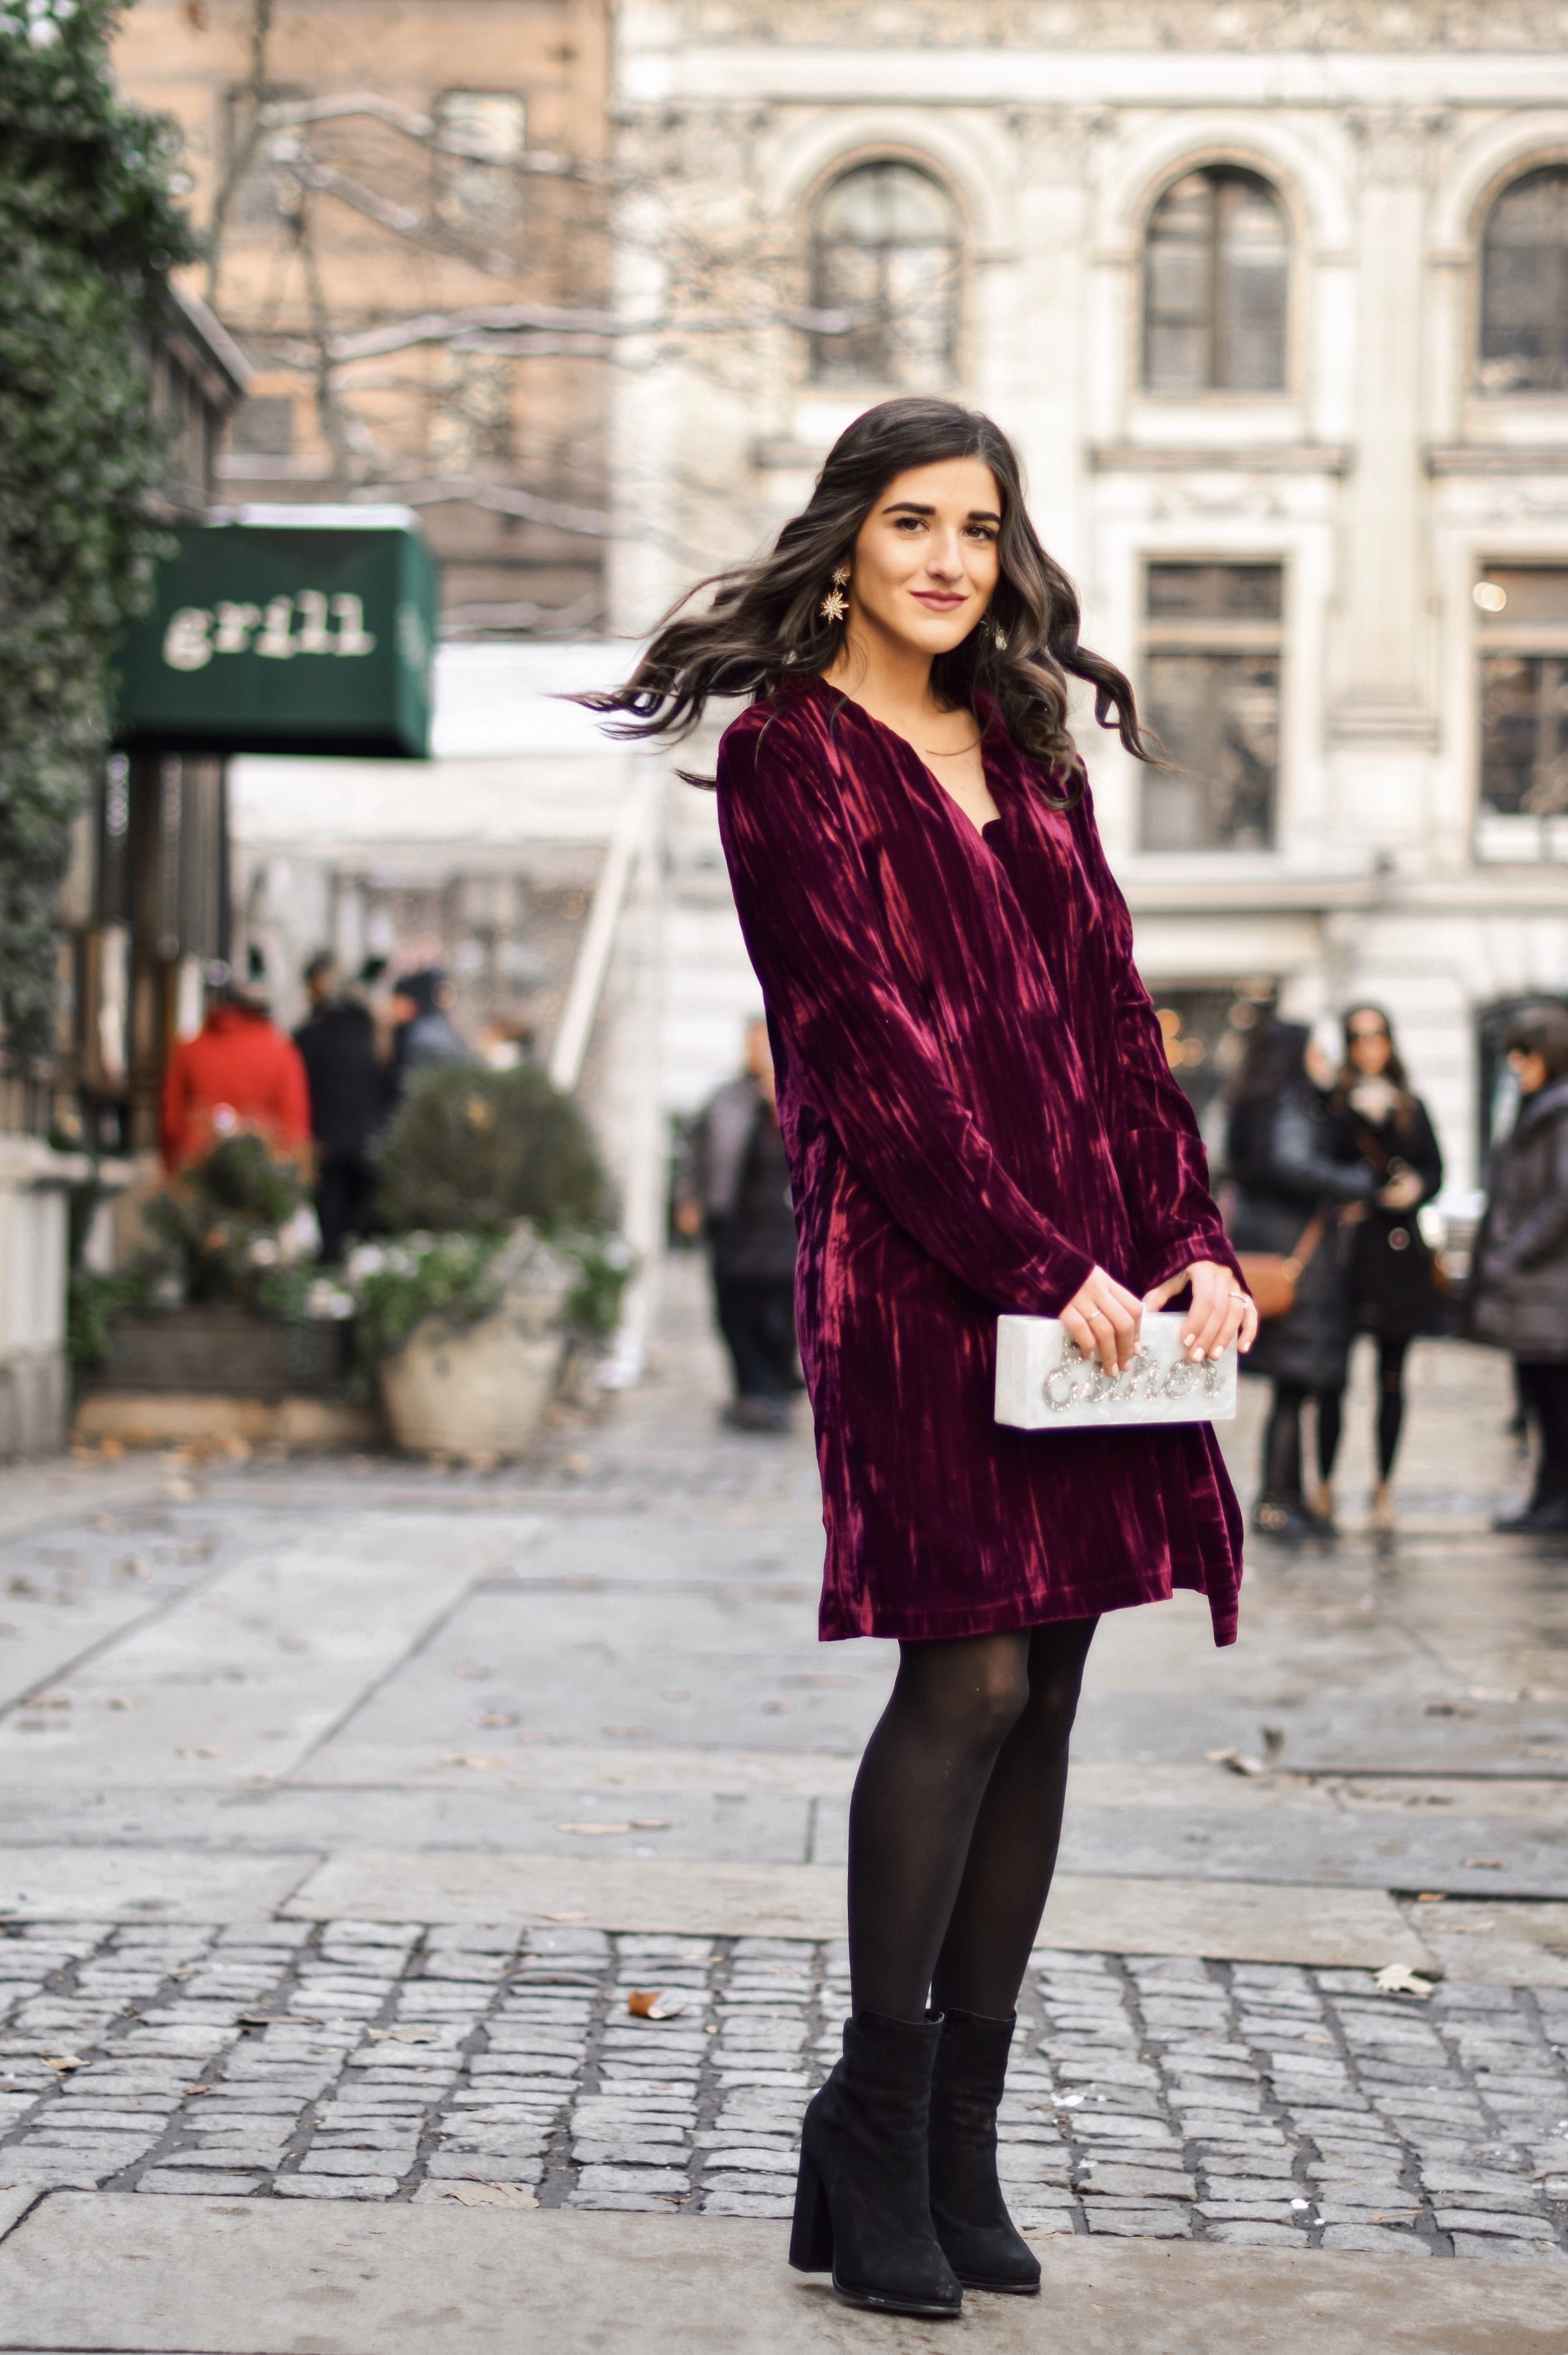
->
xmin=809 ymin=162 xmax=962 ymax=389
xmin=1480 ymin=168 xmax=1568 ymax=395
xmin=1143 ymin=167 xmax=1289 ymax=393
xmin=1141 ymin=563 xmax=1284 ymax=852
xmin=1477 ymin=566 xmax=1568 ymax=816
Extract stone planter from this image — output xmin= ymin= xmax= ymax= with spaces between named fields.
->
xmin=85 ymin=1305 xmax=351 ymax=1399
xmin=378 ymin=1233 xmax=573 ymax=1460
xmin=73 ymin=1303 xmax=375 ymax=1452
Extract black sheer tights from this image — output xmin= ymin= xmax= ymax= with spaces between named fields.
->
xmin=846 ymin=1619 xmax=1098 ymax=2025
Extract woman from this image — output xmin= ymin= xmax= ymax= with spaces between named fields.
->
xmin=587 ymin=397 xmax=1255 ymax=2320
xmin=1334 ymin=1005 xmax=1443 ymax=1526
xmin=1470 ymin=1002 xmax=1568 ymax=1535
xmin=1226 ymin=1018 xmax=1375 ymax=1541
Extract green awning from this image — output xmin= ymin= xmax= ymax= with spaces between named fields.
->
xmin=113 ymin=508 xmax=438 ymax=759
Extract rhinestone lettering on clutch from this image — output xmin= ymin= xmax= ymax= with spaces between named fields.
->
xmin=1041 ymin=1340 xmax=1228 ymax=1416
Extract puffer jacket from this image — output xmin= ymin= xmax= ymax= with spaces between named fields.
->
xmin=1470 ymin=1076 xmax=1568 ymax=1362
xmin=1227 ymin=1083 xmax=1376 ymax=1390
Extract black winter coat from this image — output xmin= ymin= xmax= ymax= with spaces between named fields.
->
xmin=1227 ymin=1083 xmax=1376 ymax=1390
xmin=1343 ymin=1095 xmax=1445 ymax=1341
xmin=293 ymin=999 xmax=388 ymax=1160
xmin=1470 ymin=1076 xmax=1568 ymax=1363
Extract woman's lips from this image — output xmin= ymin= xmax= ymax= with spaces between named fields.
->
xmin=911 ymin=592 xmax=967 ymax=610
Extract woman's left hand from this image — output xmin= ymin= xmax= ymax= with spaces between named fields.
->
xmin=1142 ymin=1261 xmax=1258 ymax=1363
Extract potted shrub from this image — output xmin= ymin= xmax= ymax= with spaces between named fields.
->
xmin=366 ymin=1063 xmax=630 ymax=1460
xmin=70 ymin=1135 xmax=353 ymax=1404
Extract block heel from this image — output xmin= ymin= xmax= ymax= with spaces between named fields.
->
xmin=788 ymin=2151 xmax=834 ymax=2272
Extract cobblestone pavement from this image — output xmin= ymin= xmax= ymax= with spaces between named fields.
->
xmin=3 ymin=1919 xmax=1567 ymax=2260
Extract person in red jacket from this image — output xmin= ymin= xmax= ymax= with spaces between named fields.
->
xmin=160 ymin=976 xmax=312 ymax=1173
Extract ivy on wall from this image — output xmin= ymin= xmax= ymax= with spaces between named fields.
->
xmin=0 ymin=0 xmax=192 ymax=1058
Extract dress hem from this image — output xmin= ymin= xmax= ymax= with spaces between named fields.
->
xmin=819 ymin=1572 xmax=1238 ymax=1651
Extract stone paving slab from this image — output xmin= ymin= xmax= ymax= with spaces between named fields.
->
xmin=1 ymin=2200 xmax=1566 ymax=2354
xmin=277 ymin=1855 xmax=1437 ymax=1970
xmin=0 ymin=1853 xmax=319 ymax=1926
xmin=1 ymin=1919 xmax=1565 ymax=2260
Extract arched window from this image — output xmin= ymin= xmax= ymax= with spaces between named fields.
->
xmin=809 ymin=162 xmax=961 ymax=388
xmin=1480 ymin=167 xmax=1568 ymax=393
xmin=1143 ymin=167 xmax=1289 ymax=393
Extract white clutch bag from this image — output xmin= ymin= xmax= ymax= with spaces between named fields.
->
xmin=995 ymin=1311 xmax=1237 ymax=1431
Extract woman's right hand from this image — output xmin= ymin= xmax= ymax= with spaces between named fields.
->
xmin=1061 ymin=1265 xmax=1145 ymax=1375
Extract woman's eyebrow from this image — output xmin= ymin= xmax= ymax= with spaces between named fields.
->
xmin=881 ymin=500 xmax=1003 ymax=523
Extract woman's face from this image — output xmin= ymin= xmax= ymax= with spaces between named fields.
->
xmin=1345 ymin=1011 xmax=1392 ymax=1078
xmin=1510 ymin=1047 xmax=1550 ymax=1099
xmin=845 ymin=458 xmax=1003 ymax=661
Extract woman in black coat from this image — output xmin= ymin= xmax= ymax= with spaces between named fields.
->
xmin=1226 ymin=1019 xmax=1376 ymax=1540
xmin=1470 ymin=1002 xmax=1568 ymax=1535
xmin=1333 ymin=1006 xmax=1444 ymax=1528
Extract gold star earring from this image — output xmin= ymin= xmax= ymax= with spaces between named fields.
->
xmin=820 ymin=564 xmax=850 ymax=624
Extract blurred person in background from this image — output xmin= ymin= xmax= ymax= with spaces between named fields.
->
xmin=675 ymin=1017 xmax=800 ymax=1432
xmin=1227 ymin=1016 xmax=1376 ymax=1540
xmin=389 ymin=968 xmax=471 ymax=1091
xmin=293 ymin=953 xmax=389 ymax=1263
xmin=1333 ymin=1005 xmax=1444 ymax=1529
xmin=1470 ymin=1002 xmax=1568 ymax=1535
xmin=160 ymin=953 xmax=310 ymax=1175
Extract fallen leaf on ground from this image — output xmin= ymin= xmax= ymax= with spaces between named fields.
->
xmin=116 ymin=1557 xmax=152 ymax=1580
xmin=163 ymin=1479 xmax=197 ymax=1501
xmin=630 ymin=1818 xmax=669 ymax=1832
xmin=627 ymin=1990 xmax=684 ymax=2020
xmin=1206 ymin=1746 xmax=1269 ymax=1777
xmin=365 ymin=2025 xmax=442 ymax=2045
xmin=105 ymin=1697 xmax=136 ymax=1711
xmin=437 ymin=2182 xmax=538 ymax=2209
xmin=454 ymin=1664 xmax=491 ymax=1679
xmin=441 ymin=1753 xmax=506 ymax=1770
xmin=174 ymin=1745 xmax=223 ymax=1760
xmin=1373 ymin=1964 xmax=1434 ymax=1998
xmin=42 ymin=2055 xmax=84 ymax=2071
xmin=1461 ymin=1857 xmax=1508 ymax=1870
xmin=475 ymin=1711 xmax=518 ymax=1728
xmin=1415 ymin=1892 xmax=1445 ymax=1903
xmin=557 ymin=1822 xmax=631 ymax=1836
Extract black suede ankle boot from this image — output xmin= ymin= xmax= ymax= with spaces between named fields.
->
xmin=789 ymin=2012 xmax=962 ymax=2319
xmin=927 ymin=2008 xmax=1041 ymax=2295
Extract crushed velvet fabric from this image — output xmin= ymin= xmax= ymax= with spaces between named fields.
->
xmin=715 ymin=676 xmax=1246 ymax=1646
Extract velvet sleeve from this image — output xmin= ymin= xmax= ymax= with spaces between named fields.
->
xmin=718 ymin=723 xmax=1097 ymax=1315
xmin=1073 ymin=789 xmax=1245 ymax=1295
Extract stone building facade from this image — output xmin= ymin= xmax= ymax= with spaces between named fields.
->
xmin=612 ymin=1 xmax=1568 ymax=1194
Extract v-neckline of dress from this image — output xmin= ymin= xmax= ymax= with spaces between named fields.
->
xmin=809 ymin=676 xmax=1007 ymax=847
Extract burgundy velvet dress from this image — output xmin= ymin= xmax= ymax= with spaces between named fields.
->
xmin=715 ymin=677 xmax=1246 ymax=1648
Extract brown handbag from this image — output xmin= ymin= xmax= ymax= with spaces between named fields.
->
xmin=1236 ymin=1211 xmax=1325 ymax=1322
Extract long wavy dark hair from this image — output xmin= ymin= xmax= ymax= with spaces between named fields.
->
xmin=577 ymin=397 xmax=1157 ymax=793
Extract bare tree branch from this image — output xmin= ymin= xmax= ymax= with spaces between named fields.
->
xmin=383 ymin=475 xmax=614 ymax=538
xmin=203 ymin=0 xmax=275 ymax=302
xmin=260 ymin=92 xmax=612 ymax=183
